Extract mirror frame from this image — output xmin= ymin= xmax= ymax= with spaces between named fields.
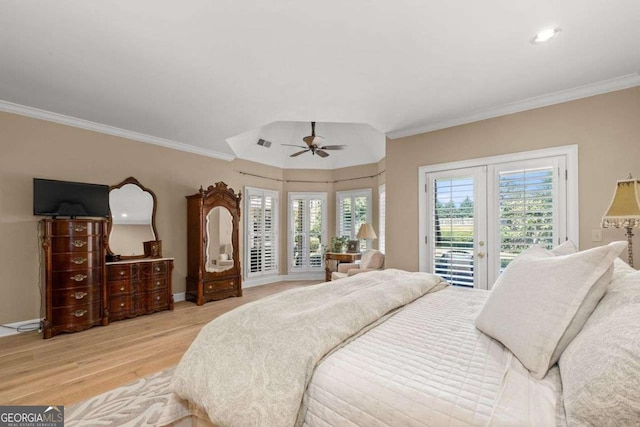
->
xmin=107 ymin=176 xmax=159 ymax=259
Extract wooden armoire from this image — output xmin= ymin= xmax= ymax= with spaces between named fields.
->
xmin=186 ymin=182 xmax=242 ymax=305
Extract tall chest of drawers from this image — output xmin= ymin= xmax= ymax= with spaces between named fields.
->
xmin=106 ymin=258 xmax=174 ymax=321
xmin=42 ymin=219 xmax=108 ymax=339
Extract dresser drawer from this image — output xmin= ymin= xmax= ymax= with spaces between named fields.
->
xmin=51 ymin=302 xmax=101 ymax=327
xmin=108 ymin=280 xmax=131 ymax=296
xmin=147 ymin=290 xmax=169 ymax=311
xmin=51 ymin=221 xmax=102 ymax=236
xmin=107 ymin=264 xmax=131 ymax=281
xmin=150 ymin=261 xmax=167 ymax=276
xmin=144 ymin=276 xmax=167 ymax=292
xmin=109 ymin=295 xmax=132 ymax=315
xmin=51 ymin=236 xmax=102 ymax=253
xmin=52 ymin=252 xmax=102 ymax=272
xmin=51 ymin=286 xmax=100 ymax=307
xmin=203 ymin=279 xmax=236 ymax=295
xmin=52 ymin=268 xmax=102 ymax=289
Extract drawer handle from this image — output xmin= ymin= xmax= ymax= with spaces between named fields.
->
xmin=71 ymin=257 xmax=87 ymax=265
xmin=120 ymin=286 xmax=125 ymax=291
xmin=73 ymin=225 xmax=87 ymax=232
xmin=119 ymin=271 xmax=125 ymax=276
xmin=72 ymin=240 xmax=87 ymax=248
xmin=72 ymin=291 xmax=88 ymax=300
xmin=155 ymin=281 xmax=161 ymax=287
xmin=72 ymin=309 xmax=87 ymax=318
xmin=208 ymin=285 xmax=213 ymax=289
xmin=71 ymin=274 xmax=87 ymax=282
xmin=155 ymin=266 xmax=161 ymax=272
xmin=119 ymin=303 xmax=125 ymax=307
xmin=156 ymin=296 xmax=161 ymax=301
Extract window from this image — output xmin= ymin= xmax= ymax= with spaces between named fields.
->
xmin=336 ymin=189 xmax=372 ymax=251
xmin=244 ymin=187 xmax=279 ymax=278
xmin=378 ymin=184 xmax=386 ymax=254
xmin=288 ymin=192 xmax=327 ymax=273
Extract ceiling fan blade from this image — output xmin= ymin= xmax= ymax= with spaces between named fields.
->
xmin=315 ymin=149 xmax=329 ymax=158
xmin=320 ymin=145 xmax=346 ymax=150
xmin=290 ymin=149 xmax=310 ymax=157
xmin=282 ymin=144 xmax=307 ymax=148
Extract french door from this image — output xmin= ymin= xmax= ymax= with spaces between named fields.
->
xmin=421 ymin=148 xmax=576 ymax=290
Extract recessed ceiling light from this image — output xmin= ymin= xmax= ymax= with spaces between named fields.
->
xmin=531 ymin=27 xmax=561 ymax=44
xmin=121 ymin=213 xmax=128 ymax=218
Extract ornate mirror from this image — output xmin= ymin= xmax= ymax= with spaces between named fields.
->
xmin=206 ymin=206 xmax=235 ymax=272
xmin=107 ymin=177 xmax=158 ymax=258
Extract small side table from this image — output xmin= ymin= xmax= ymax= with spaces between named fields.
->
xmin=324 ymin=252 xmax=362 ymax=281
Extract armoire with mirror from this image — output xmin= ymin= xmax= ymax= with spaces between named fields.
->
xmin=186 ymin=182 xmax=242 ymax=305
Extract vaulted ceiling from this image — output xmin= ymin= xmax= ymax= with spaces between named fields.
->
xmin=1 ymin=1 xmax=638 ymax=169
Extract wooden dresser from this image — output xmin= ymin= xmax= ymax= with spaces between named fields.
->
xmin=42 ymin=219 xmax=108 ymax=339
xmin=106 ymin=258 xmax=174 ymax=321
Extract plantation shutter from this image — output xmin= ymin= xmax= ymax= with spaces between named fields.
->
xmin=336 ymin=189 xmax=372 ymax=250
xmin=431 ymin=175 xmax=477 ymax=287
xmin=289 ymin=193 xmax=326 ymax=272
xmin=245 ymin=188 xmax=279 ymax=278
xmin=496 ymin=164 xmax=558 ymax=269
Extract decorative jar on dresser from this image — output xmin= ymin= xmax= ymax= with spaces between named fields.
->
xmin=41 ymin=219 xmax=109 ymax=339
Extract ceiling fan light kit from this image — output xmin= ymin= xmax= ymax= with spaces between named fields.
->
xmin=283 ymin=122 xmax=347 ymax=158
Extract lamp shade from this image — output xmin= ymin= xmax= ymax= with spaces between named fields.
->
xmin=602 ymin=176 xmax=640 ymax=228
xmin=356 ymin=223 xmax=377 ymax=240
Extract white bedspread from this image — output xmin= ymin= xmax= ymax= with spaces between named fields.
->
xmin=302 ymin=287 xmax=561 ymax=426
xmin=169 ymin=270 xmax=447 ymax=427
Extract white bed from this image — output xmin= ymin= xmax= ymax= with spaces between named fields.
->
xmin=162 ymin=243 xmax=640 ymax=427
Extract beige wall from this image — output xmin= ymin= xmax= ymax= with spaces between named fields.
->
xmin=385 ymin=87 xmax=640 ymax=271
xmin=0 ymin=112 xmax=382 ymax=324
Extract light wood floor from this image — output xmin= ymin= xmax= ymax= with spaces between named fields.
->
xmin=0 ymin=280 xmax=320 ymax=406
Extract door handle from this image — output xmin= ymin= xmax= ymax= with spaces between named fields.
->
xmin=477 ymin=252 xmax=486 ymax=259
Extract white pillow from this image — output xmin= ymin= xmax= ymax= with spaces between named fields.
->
xmin=559 ymin=268 xmax=640 ymax=425
xmin=475 ymin=241 xmax=627 ymax=379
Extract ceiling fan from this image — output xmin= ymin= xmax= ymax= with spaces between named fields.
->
xmin=282 ymin=122 xmax=346 ymax=158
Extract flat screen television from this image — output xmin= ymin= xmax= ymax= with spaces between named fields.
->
xmin=33 ymin=178 xmax=110 ymax=218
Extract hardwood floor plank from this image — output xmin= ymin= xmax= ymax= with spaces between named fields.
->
xmin=0 ymin=280 xmax=319 ymax=406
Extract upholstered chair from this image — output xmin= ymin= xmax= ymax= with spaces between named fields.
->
xmin=331 ymin=249 xmax=385 ymax=280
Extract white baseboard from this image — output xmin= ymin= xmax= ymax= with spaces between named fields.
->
xmin=243 ymin=275 xmax=285 ymax=288
xmin=0 ymin=318 xmax=42 ymax=338
xmin=243 ymin=272 xmax=325 ymax=288
xmin=283 ymin=272 xmax=325 ymax=281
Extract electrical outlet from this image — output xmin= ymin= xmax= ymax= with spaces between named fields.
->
xmin=592 ymin=229 xmax=603 ymax=242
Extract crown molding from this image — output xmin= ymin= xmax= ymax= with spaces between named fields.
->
xmin=387 ymin=73 xmax=640 ymax=140
xmin=0 ymin=100 xmax=236 ymax=161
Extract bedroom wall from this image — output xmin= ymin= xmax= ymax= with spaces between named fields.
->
xmin=0 ymin=112 xmax=381 ymax=324
xmin=385 ymin=86 xmax=640 ymax=271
